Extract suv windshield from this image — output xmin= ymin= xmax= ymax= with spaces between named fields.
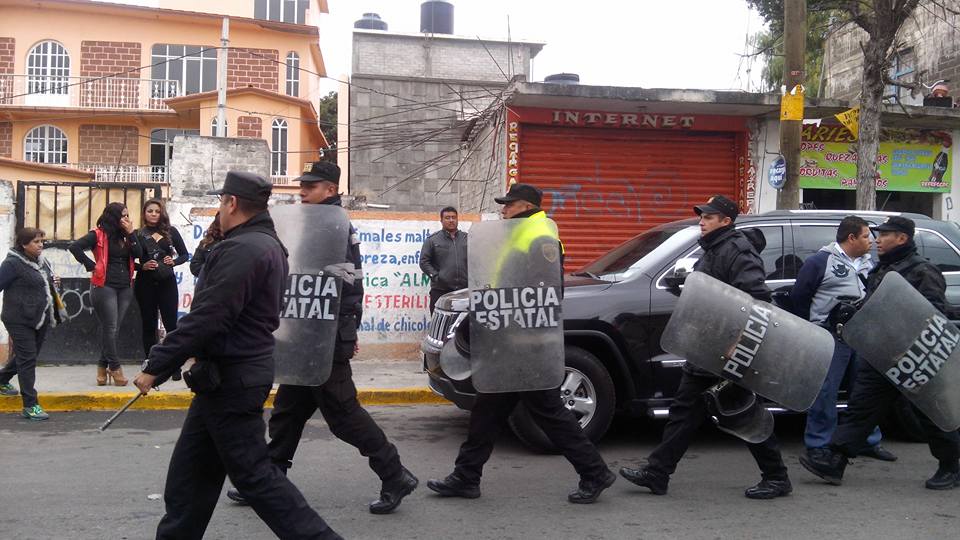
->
xmin=576 ymin=221 xmax=697 ymax=281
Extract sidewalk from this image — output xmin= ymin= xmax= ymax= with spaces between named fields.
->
xmin=0 ymin=360 xmax=448 ymax=412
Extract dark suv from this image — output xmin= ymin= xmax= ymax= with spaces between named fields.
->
xmin=422 ymin=210 xmax=960 ymax=451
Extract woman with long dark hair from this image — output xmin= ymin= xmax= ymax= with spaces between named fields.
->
xmin=0 ymin=228 xmax=64 ymax=420
xmin=69 ymin=202 xmax=137 ymax=385
xmin=189 ymin=212 xmax=222 ymax=277
xmin=133 ymin=198 xmax=188 ymax=359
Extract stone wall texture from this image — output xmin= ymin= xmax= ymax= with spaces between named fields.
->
xmin=78 ymin=124 xmax=139 ymax=165
xmin=168 ymin=135 xmax=271 ymax=198
xmin=0 ymin=122 xmax=11 ymax=158
xmin=228 ymin=48 xmax=279 ymax=92
xmin=0 ymin=38 xmax=14 ymax=75
xmin=237 ymin=115 xmax=263 ymax=138
xmin=80 ymin=41 xmax=141 ymax=78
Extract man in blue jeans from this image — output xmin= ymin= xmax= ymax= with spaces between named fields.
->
xmin=790 ymin=215 xmax=897 ymax=463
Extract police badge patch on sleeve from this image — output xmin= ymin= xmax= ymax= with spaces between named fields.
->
xmin=541 ymin=243 xmax=559 ymax=263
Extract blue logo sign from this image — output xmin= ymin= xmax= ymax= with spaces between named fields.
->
xmin=769 ymin=156 xmax=787 ymax=190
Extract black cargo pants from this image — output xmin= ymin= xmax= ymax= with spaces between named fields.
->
xmin=644 ymin=370 xmax=789 ymax=481
xmin=267 ymin=317 xmax=403 ymax=483
xmin=453 ymin=389 xmax=610 ymax=486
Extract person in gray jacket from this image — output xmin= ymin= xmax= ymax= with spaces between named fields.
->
xmin=420 ymin=206 xmax=468 ymax=312
xmin=789 ymin=215 xmax=896 ymax=463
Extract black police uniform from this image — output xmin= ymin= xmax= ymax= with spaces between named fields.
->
xmin=621 ymin=205 xmax=790 ymax=498
xmin=142 ymin=172 xmax=340 ymax=540
xmin=830 ymin=239 xmax=960 ymax=467
xmin=430 ymin=203 xmax=614 ymax=503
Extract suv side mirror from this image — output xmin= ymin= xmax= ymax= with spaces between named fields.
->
xmin=664 ymin=257 xmax=698 ymax=294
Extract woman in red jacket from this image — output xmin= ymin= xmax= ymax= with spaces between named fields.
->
xmin=68 ymin=202 xmax=137 ymax=385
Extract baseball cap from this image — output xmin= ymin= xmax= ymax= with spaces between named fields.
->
xmin=296 ymin=161 xmax=340 ymax=185
xmin=871 ymin=216 xmax=915 ymax=238
xmin=206 ymin=171 xmax=272 ymax=203
xmin=494 ymin=183 xmax=543 ymax=207
xmin=694 ymin=194 xmax=739 ymax=220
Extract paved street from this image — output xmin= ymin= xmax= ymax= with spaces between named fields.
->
xmin=0 ymin=406 xmax=957 ymax=539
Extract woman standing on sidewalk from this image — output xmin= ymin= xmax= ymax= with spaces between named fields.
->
xmin=189 ymin=212 xmax=222 ymax=278
xmin=132 ymin=199 xmax=188 ymax=359
xmin=69 ymin=203 xmax=137 ymax=386
xmin=0 ymin=228 xmax=65 ymax=420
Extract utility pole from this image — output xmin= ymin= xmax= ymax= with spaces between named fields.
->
xmin=216 ymin=18 xmax=229 ymax=137
xmin=777 ymin=0 xmax=806 ymax=209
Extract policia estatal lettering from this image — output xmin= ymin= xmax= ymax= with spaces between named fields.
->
xmin=427 ymin=183 xmax=617 ymax=504
xmin=134 ymin=172 xmax=341 ymax=540
xmin=226 ymin=162 xmax=418 ymax=514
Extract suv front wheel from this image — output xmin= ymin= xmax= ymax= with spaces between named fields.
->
xmin=508 ymin=345 xmax=616 ymax=454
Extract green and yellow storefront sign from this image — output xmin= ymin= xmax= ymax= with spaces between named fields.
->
xmin=799 ymin=125 xmax=952 ymax=192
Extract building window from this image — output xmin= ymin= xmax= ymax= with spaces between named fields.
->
xmin=150 ymin=128 xmax=199 ymax=168
xmin=884 ymin=48 xmax=916 ymax=103
xmin=151 ymin=44 xmax=217 ymax=95
xmin=271 ymin=118 xmax=287 ymax=176
xmin=255 ymin=0 xmax=309 ymax=24
xmin=285 ymin=52 xmax=300 ymax=97
xmin=27 ymin=41 xmax=71 ymax=95
xmin=24 ymin=125 xmax=68 ymax=164
xmin=211 ymin=117 xmax=228 ymax=136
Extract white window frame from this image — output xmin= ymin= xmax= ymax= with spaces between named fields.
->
xmin=151 ymin=44 xmax=218 ymax=96
xmin=285 ymin=52 xmax=300 ymax=97
xmin=24 ymin=125 xmax=68 ymax=164
xmin=27 ymin=41 xmax=70 ymax=96
xmin=211 ymin=117 xmax=228 ymax=137
xmin=271 ymin=118 xmax=288 ymax=176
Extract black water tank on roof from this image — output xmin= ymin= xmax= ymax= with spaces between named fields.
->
xmin=355 ymin=13 xmax=388 ymax=31
xmin=421 ymin=1 xmax=454 ymax=34
xmin=544 ymin=73 xmax=580 ymax=85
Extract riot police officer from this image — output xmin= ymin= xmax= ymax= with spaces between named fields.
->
xmin=619 ymin=194 xmax=793 ymax=499
xmin=227 ymin=161 xmax=417 ymax=514
xmin=800 ymin=216 xmax=960 ymax=489
xmin=133 ymin=171 xmax=341 ymax=539
xmin=427 ymin=183 xmax=616 ymax=504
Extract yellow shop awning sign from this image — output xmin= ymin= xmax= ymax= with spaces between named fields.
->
xmin=835 ymin=106 xmax=859 ymax=138
xmin=781 ymin=85 xmax=805 ymax=121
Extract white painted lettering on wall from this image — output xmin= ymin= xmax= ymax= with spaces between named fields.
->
xmin=550 ymin=110 xmax=696 ymax=129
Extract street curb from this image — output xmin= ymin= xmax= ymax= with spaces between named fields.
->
xmin=0 ymin=387 xmax=450 ymax=412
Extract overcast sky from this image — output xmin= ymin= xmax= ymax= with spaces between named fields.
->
xmin=319 ymin=0 xmax=768 ymax=94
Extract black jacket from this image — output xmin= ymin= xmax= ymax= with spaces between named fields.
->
xmin=190 ymin=240 xmax=219 ymax=277
xmin=319 ymin=195 xmax=364 ymax=328
xmin=866 ymin=241 xmax=946 ymax=313
xmin=420 ymin=229 xmax=468 ymax=292
xmin=0 ymin=250 xmax=57 ymax=329
xmin=143 ymin=211 xmax=289 ymax=387
xmin=695 ymin=225 xmax=772 ymax=302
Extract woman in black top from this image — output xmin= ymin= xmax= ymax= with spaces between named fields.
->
xmin=133 ymin=198 xmax=188 ymax=359
xmin=189 ymin=212 xmax=222 ymax=278
xmin=68 ymin=202 xmax=137 ymax=385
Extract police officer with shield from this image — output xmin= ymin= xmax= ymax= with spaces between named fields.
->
xmin=133 ymin=172 xmax=341 ymax=539
xmin=226 ymin=161 xmax=417 ymax=514
xmin=620 ymin=195 xmax=793 ymax=499
xmin=427 ymin=183 xmax=616 ymax=504
xmin=800 ymin=216 xmax=960 ymax=490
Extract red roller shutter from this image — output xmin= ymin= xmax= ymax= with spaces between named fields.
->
xmin=519 ymin=125 xmax=739 ymax=269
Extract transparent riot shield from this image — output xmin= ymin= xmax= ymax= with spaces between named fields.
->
xmin=468 ymin=217 xmax=565 ymax=393
xmin=842 ymin=271 xmax=960 ymax=431
xmin=271 ymin=204 xmax=350 ymax=386
xmin=660 ymin=271 xmax=834 ymax=411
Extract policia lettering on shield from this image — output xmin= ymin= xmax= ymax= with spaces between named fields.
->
xmin=133 ymin=171 xmax=342 ymax=539
xmin=427 ymin=183 xmax=617 ymax=504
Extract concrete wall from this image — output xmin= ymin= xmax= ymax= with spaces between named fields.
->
xmin=168 ymin=134 xmax=272 ymax=197
xmin=823 ymin=10 xmax=960 ymax=103
xmin=457 ymin=110 xmax=507 ymax=214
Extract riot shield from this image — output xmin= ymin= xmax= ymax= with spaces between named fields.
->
xmin=271 ymin=204 xmax=350 ymax=386
xmin=842 ymin=271 xmax=960 ymax=431
xmin=660 ymin=271 xmax=834 ymax=411
xmin=468 ymin=217 xmax=565 ymax=393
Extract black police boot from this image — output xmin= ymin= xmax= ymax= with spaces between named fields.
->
xmin=426 ymin=473 xmax=481 ymax=499
xmin=226 ymin=487 xmax=248 ymax=506
xmin=857 ymin=444 xmax=898 ymax=462
xmin=925 ymin=466 xmax=960 ymax=490
xmin=618 ymin=467 xmax=668 ymax=495
xmin=568 ymin=469 xmax=616 ymax=504
xmin=744 ymin=478 xmax=793 ymax=500
xmin=798 ymin=448 xmax=848 ymax=485
xmin=369 ymin=467 xmax=419 ymax=515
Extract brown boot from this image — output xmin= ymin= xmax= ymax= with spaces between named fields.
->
xmin=108 ymin=367 xmax=128 ymax=386
xmin=97 ymin=366 xmax=108 ymax=386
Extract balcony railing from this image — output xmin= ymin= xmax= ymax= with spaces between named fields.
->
xmin=270 ymin=175 xmax=296 ymax=185
xmin=66 ymin=163 xmax=168 ymax=183
xmin=0 ymin=75 xmax=181 ymax=111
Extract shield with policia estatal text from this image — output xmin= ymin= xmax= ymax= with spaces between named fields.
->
xmin=841 ymin=271 xmax=960 ymax=431
xmin=271 ymin=203 xmax=351 ymax=386
xmin=660 ymin=271 xmax=835 ymax=411
xmin=468 ymin=217 xmax=565 ymax=393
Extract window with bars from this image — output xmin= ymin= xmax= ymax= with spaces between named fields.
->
xmin=211 ymin=117 xmax=229 ymax=136
xmin=24 ymin=125 xmax=68 ymax=164
xmin=27 ymin=41 xmax=71 ymax=95
xmin=255 ymin=0 xmax=309 ymax=24
xmin=271 ymin=118 xmax=288 ymax=175
xmin=150 ymin=44 xmax=217 ymax=95
xmin=285 ymin=52 xmax=300 ymax=97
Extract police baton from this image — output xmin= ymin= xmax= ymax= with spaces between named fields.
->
xmin=97 ymin=393 xmax=144 ymax=432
